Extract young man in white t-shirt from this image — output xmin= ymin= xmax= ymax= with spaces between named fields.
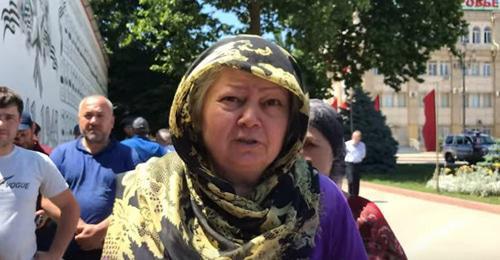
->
xmin=0 ymin=86 xmax=79 ymax=260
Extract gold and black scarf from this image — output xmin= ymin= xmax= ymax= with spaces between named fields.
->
xmin=102 ymin=35 xmax=320 ymax=259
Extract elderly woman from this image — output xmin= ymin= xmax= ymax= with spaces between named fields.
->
xmin=101 ymin=35 xmax=366 ymax=259
xmin=303 ymin=99 xmax=407 ymax=260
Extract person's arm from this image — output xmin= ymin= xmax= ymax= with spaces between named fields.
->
xmin=360 ymin=142 xmax=366 ymax=160
xmin=41 ymin=196 xmax=62 ymax=222
xmin=74 ymin=217 xmax=110 ymax=250
xmin=42 ymin=197 xmax=110 ymax=251
xmin=360 ymin=201 xmax=407 ymax=259
xmin=312 ymin=176 xmax=367 ymax=259
xmin=36 ymin=189 xmax=79 ymax=259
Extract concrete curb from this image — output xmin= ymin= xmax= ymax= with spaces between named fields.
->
xmin=361 ymin=181 xmax=500 ymax=215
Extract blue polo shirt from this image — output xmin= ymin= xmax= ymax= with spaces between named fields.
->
xmin=121 ymin=135 xmax=166 ymax=163
xmin=50 ymin=138 xmax=140 ymax=224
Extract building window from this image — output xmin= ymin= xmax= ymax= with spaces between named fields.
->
xmin=484 ymin=27 xmax=492 ymax=44
xmin=472 ymin=26 xmax=481 ymax=44
xmin=465 ymin=93 xmax=469 ymax=107
xmin=440 ymin=62 xmax=449 ymax=76
xmin=428 ymin=62 xmax=437 ymax=76
xmin=470 ymin=62 xmax=480 ymax=76
xmin=483 ymin=63 xmax=491 ymax=76
xmin=382 ymin=93 xmax=393 ymax=107
xmin=483 ymin=93 xmax=492 ymax=107
xmin=396 ymin=93 xmax=407 ymax=107
xmin=461 ymin=28 xmax=469 ymax=44
xmin=441 ymin=93 xmax=450 ymax=108
xmin=470 ymin=93 xmax=480 ymax=108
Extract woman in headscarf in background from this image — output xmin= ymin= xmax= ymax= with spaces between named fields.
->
xmin=101 ymin=35 xmax=367 ymax=259
xmin=303 ymin=99 xmax=407 ymax=260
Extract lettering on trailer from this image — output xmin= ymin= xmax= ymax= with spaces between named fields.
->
xmin=1 ymin=0 xmax=108 ymax=146
xmin=23 ymin=98 xmax=61 ymax=146
xmin=1 ymin=0 xmax=58 ymax=97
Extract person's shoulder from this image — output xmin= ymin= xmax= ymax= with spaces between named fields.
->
xmin=15 ymin=146 xmax=54 ymax=166
xmin=319 ymin=174 xmax=343 ymax=198
xmin=318 ymin=174 xmax=346 ymax=212
xmin=14 ymin=145 xmax=40 ymax=157
xmin=113 ymin=140 xmax=138 ymax=152
xmin=52 ymin=139 xmax=79 ymax=152
xmin=119 ymin=152 xmax=184 ymax=190
xmin=120 ymin=137 xmax=135 ymax=145
xmin=348 ymin=195 xmax=383 ymax=219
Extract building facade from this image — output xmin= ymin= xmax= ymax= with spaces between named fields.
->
xmin=360 ymin=10 xmax=500 ymax=150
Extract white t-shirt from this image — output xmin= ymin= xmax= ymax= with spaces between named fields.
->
xmin=0 ymin=146 xmax=68 ymax=260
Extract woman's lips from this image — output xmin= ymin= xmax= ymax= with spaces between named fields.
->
xmin=237 ymin=138 xmax=258 ymax=144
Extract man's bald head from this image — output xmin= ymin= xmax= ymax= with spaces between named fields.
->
xmin=78 ymin=95 xmax=115 ymax=147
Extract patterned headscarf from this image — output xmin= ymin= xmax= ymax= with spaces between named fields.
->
xmin=102 ymin=35 xmax=320 ymax=259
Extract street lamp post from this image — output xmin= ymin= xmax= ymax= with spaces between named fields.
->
xmin=461 ymin=49 xmax=466 ymax=133
xmin=491 ymin=13 xmax=499 ymax=137
xmin=459 ymin=42 xmax=476 ymax=134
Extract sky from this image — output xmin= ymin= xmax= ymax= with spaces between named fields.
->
xmin=202 ymin=4 xmax=244 ymax=31
xmin=201 ymin=3 xmax=276 ymax=40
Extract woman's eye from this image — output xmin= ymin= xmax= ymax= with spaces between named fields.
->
xmin=264 ymin=99 xmax=283 ymax=107
xmin=219 ymin=96 xmax=243 ymax=109
xmin=221 ymin=96 xmax=241 ymax=103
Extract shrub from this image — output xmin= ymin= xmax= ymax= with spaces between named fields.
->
xmin=426 ymin=165 xmax=500 ymax=197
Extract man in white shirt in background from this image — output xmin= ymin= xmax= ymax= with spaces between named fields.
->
xmin=0 ymin=86 xmax=79 ymax=260
xmin=345 ymin=130 xmax=366 ymax=197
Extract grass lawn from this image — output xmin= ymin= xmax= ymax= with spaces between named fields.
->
xmin=363 ymin=164 xmax=500 ymax=205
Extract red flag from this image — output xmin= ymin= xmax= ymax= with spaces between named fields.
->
xmin=374 ymin=95 xmax=380 ymax=112
xmin=331 ymin=98 xmax=338 ymax=110
xmin=339 ymin=101 xmax=348 ymax=110
xmin=423 ymin=90 xmax=436 ymax=151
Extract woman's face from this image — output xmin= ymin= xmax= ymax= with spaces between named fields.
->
xmin=302 ymin=126 xmax=334 ymax=176
xmin=201 ymin=68 xmax=290 ymax=186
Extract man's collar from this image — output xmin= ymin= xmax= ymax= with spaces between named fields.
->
xmin=77 ymin=137 xmax=115 ymax=155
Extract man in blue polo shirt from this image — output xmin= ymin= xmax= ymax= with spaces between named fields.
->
xmin=121 ymin=116 xmax=166 ymax=163
xmin=48 ymin=95 xmax=140 ymax=259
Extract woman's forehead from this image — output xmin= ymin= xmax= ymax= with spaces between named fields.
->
xmin=215 ymin=68 xmax=286 ymax=92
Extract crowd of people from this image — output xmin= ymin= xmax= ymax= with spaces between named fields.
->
xmin=0 ymin=35 xmax=405 ymax=260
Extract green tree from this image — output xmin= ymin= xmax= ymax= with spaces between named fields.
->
xmin=89 ymin=0 xmax=224 ymax=136
xmin=90 ymin=0 xmax=466 ymax=136
xmin=340 ymin=88 xmax=398 ymax=172
xmin=206 ymin=0 xmax=466 ymax=94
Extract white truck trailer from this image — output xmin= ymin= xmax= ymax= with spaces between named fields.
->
xmin=0 ymin=0 xmax=108 ymax=147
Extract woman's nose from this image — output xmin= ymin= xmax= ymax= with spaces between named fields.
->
xmin=237 ymin=103 xmax=261 ymax=128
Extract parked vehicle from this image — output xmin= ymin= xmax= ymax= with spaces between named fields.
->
xmin=442 ymin=133 xmax=495 ymax=164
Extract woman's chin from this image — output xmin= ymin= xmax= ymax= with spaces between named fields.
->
xmin=219 ymin=158 xmax=268 ymax=180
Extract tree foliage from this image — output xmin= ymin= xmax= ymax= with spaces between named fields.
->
xmin=293 ymin=0 xmax=466 ymax=91
xmin=207 ymin=0 xmax=466 ymax=93
xmin=89 ymin=0 xmax=466 ymax=134
xmin=89 ymin=0 xmax=225 ymax=136
xmin=340 ymin=88 xmax=399 ymax=173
